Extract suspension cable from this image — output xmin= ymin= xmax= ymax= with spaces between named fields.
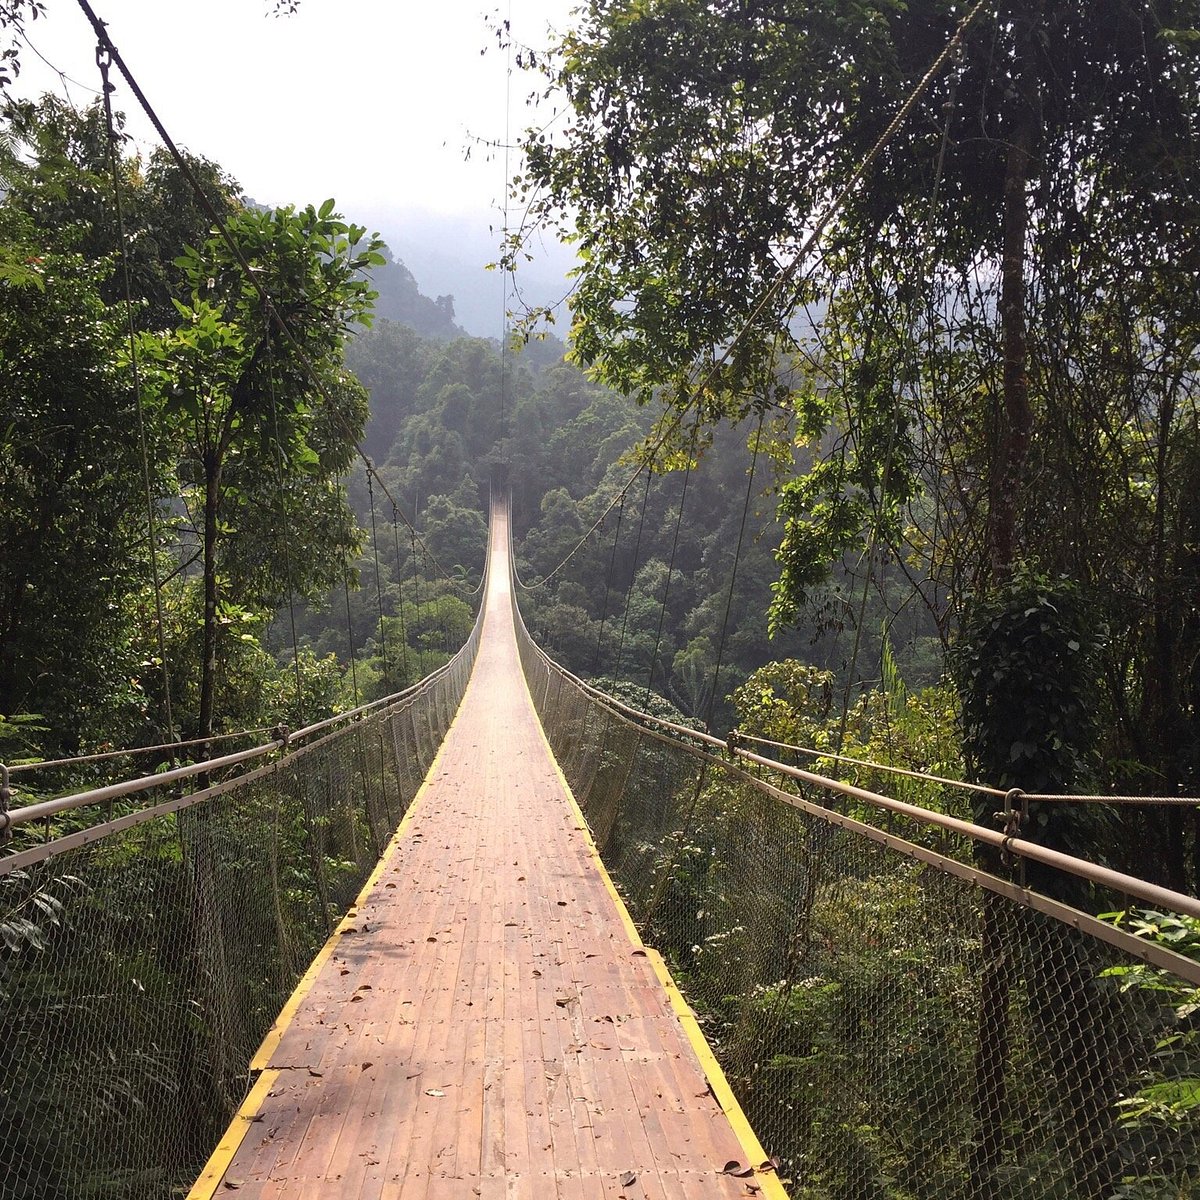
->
xmin=366 ymin=472 xmax=392 ymax=693
xmin=7 ymin=726 xmax=276 ymax=775
xmin=514 ymin=404 xmax=688 ymax=591
xmin=389 ymin=504 xmax=411 ymax=685
xmin=682 ymin=0 xmax=993 ymax=393
xmin=516 ymin=0 xmax=993 ymax=593
xmin=702 ymin=412 xmax=765 ymax=732
xmin=266 ymin=339 xmax=305 ymax=724
xmin=732 ymin=733 xmax=1007 ymax=798
xmin=643 ymin=423 xmax=697 ymax=706
xmin=499 ymin=0 xmax=513 ymax=453
xmin=342 ymin=569 xmax=361 ymax=709
xmin=75 ymin=0 xmax=472 ymax=596
xmin=410 ymin=524 xmax=421 ymax=641
xmin=610 ymin=461 xmax=654 ymax=683
xmin=591 ymin=493 xmax=626 ymax=675
xmin=97 ymin=43 xmax=176 ymax=749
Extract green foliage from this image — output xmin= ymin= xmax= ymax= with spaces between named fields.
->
xmin=953 ymin=570 xmax=1111 ymax=890
xmin=2 ymin=95 xmax=241 ymax=331
xmin=732 ymin=658 xmax=965 ymax=814
xmin=955 ymin=574 xmax=1100 ymax=795
xmin=509 ymin=0 xmax=1200 ymax=894
xmin=139 ymin=201 xmax=380 ymax=740
xmin=0 ymin=226 xmax=150 ymax=751
xmin=1100 ymin=910 xmax=1200 ymax=1196
xmin=0 ymin=712 xmax=46 ymax=765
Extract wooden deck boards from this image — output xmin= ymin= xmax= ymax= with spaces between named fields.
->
xmin=193 ymin=507 xmax=781 ymax=1199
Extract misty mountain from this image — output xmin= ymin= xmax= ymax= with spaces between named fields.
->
xmin=362 ymin=208 xmax=577 ymax=340
xmin=370 ymin=248 xmax=465 ymax=341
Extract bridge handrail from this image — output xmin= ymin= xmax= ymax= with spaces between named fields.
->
xmin=1 ymin=538 xmax=490 ymax=838
xmin=511 ymin=576 xmax=1200 ymax=976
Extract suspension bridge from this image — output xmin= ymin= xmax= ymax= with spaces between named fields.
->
xmin=184 ymin=502 xmax=778 ymax=1199
xmin=4 ymin=495 xmax=1200 ymax=1200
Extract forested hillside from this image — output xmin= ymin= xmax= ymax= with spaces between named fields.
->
xmin=0 ymin=94 xmax=468 ymax=780
xmin=501 ymin=0 xmax=1200 ymax=897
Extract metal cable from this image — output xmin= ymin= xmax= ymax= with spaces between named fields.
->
xmin=389 ymin=504 xmax=411 ymax=685
xmin=7 ymin=727 xmax=277 ymax=776
xmin=266 ymin=340 xmax=305 ymax=724
xmin=702 ymin=412 xmax=765 ymax=732
xmin=366 ymin=472 xmax=391 ymax=692
xmin=75 ymin=0 xmax=473 ymax=596
xmin=732 ymin=732 xmax=1008 ymax=798
xmin=610 ymin=463 xmax=654 ymax=682
xmin=97 ymin=44 xmax=176 ymax=750
xmin=517 ymin=0 xmax=993 ymax=598
xmin=643 ymin=427 xmax=695 ymax=706
xmin=514 ymin=405 xmax=688 ymax=591
xmin=342 ymin=568 xmax=361 ymax=709
xmin=591 ymin=494 xmax=626 ymax=675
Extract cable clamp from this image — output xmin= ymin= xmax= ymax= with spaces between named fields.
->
xmin=993 ymin=787 xmax=1025 ymax=867
xmin=94 ymin=42 xmax=115 ymax=90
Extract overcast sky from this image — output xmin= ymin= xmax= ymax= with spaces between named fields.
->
xmin=10 ymin=0 xmax=574 ymax=272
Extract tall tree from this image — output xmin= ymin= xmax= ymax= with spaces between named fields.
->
xmin=513 ymin=0 xmax=1200 ymax=790
xmin=139 ymin=202 xmax=382 ymax=746
xmin=0 ymin=215 xmax=147 ymax=751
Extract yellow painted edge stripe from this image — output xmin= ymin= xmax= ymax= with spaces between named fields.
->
xmin=184 ymin=1068 xmax=280 ymax=1200
xmin=521 ymin=666 xmax=791 ymax=1200
xmin=645 ymin=945 xmax=790 ymax=1200
xmin=186 ymin=702 xmax=467 ymax=1200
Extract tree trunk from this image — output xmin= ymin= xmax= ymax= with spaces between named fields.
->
xmin=971 ymin=13 xmax=1041 ymax=1193
xmin=988 ymin=114 xmax=1035 ymax=584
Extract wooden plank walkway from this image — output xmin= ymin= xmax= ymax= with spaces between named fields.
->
xmin=189 ymin=505 xmax=786 ymax=1200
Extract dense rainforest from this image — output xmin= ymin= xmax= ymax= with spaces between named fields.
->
xmin=1 ymin=29 xmax=1199 ymax=896
xmin=0 ymin=3 xmax=1199 ymax=1197
xmin=0 ymin=94 xmax=938 ymax=775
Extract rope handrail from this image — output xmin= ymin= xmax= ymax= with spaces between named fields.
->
xmin=0 ymin=555 xmax=490 ymax=835
xmin=732 ymin=732 xmax=1007 ymax=798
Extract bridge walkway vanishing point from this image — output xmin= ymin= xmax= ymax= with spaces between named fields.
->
xmin=188 ymin=504 xmax=785 ymax=1200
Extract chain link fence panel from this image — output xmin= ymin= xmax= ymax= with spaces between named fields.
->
xmin=517 ymin=610 xmax=1200 ymax=1200
xmin=0 ymin=607 xmax=484 ymax=1200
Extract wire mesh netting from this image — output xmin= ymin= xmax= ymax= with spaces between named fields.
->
xmin=516 ymin=617 xmax=1200 ymax=1200
xmin=0 ymin=611 xmax=483 ymax=1200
